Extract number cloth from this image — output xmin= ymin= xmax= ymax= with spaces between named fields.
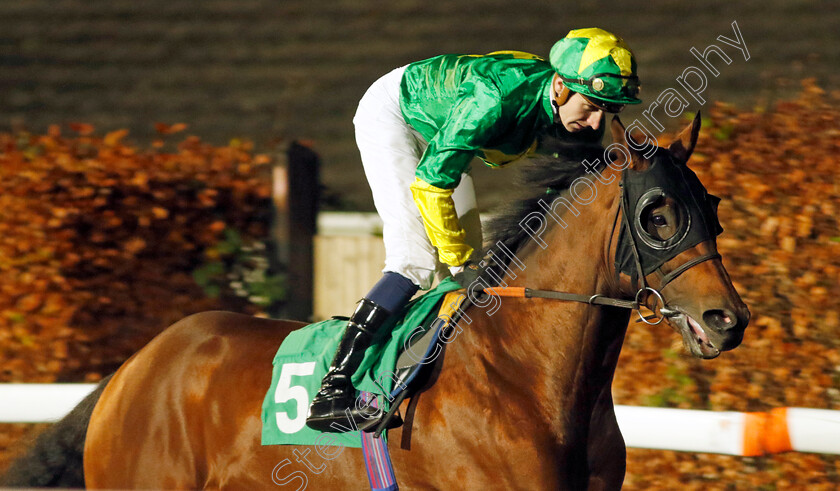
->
xmin=261 ymin=279 xmax=461 ymax=447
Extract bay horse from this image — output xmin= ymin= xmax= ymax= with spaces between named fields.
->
xmin=0 ymin=115 xmax=749 ymax=490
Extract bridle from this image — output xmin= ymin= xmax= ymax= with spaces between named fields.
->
xmin=478 ymin=157 xmax=723 ymax=325
xmin=609 ymin=172 xmax=721 ymax=323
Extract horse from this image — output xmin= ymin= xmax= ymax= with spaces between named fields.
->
xmin=0 ymin=115 xmax=749 ymax=490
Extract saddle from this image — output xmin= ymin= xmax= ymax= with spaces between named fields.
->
xmin=262 ymin=245 xmax=516 ymax=449
xmin=353 ymin=289 xmax=471 ymax=443
xmin=358 ymin=243 xmax=520 ymax=441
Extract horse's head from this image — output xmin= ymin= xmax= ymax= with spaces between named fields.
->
xmin=610 ymin=113 xmax=750 ymax=359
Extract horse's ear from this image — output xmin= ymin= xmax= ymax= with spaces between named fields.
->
xmin=610 ymin=115 xmax=627 ymax=147
xmin=610 ymin=115 xmax=647 ymax=170
xmin=669 ymin=111 xmax=702 ymax=164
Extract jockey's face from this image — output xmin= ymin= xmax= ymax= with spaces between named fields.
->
xmin=556 ymin=92 xmax=605 ymax=133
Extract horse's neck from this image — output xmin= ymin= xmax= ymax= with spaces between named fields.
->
xmin=456 ymin=191 xmax=629 ymax=434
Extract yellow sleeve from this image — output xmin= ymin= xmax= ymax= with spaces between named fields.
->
xmin=409 ymin=178 xmax=474 ymax=267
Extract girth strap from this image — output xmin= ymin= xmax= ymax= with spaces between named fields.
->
xmin=360 ymin=392 xmax=399 ymax=491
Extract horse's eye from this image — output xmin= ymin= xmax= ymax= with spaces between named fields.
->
xmin=651 ymin=215 xmax=668 ymax=227
xmin=636 ymin=192 xmax=687 ymax=245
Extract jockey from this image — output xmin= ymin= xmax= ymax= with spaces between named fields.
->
xmin=306 ymin=28 xmax=642 ymax=432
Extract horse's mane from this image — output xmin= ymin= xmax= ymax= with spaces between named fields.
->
xmin=481 ymin=138 xmax=607 ymax=259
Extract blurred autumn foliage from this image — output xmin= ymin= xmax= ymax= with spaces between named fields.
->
xmin=0 ymin=123 xmax=276 ymax=383
xmin=615 ymin=80 xmax=840 ymax=489
xmin=0 ymin=123 xmax=282 ymax=473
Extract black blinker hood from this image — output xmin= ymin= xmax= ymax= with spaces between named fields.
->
xmin=615 ymin=148 xmax=723 ymax=279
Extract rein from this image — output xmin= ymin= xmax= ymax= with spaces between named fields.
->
xmin=480 ymin=285 xmax=668 ymax=325
xmin=482 ymin=286 xmax=639 ymax=310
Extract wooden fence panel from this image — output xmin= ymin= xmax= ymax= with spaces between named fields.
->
xmin=313 ymin=234 xmax=385 ymax=320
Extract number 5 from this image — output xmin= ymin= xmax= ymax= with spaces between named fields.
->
xmin=274 ymin=361 xmax=317 ymax=433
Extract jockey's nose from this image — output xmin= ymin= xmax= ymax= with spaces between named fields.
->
xmin=587 ymin=111 xmax=603 ymax=130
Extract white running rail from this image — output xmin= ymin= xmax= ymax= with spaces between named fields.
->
xmin=1 ymin=384 xmax=838 ymax=456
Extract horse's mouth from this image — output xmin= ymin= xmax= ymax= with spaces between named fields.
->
xmin=669 ymin=312 xmax=721 ymax=359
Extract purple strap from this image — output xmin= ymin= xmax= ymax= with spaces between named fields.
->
xmin=360 ymin=392 xmax=399 ymax=491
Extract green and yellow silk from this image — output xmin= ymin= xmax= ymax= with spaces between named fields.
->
xmin=399 ymin=51 xmax=603 ymax=266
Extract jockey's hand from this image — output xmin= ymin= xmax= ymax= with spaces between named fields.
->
xmin=453 ymin=261 xmax=484 ymax=289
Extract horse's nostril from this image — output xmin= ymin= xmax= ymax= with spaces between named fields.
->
xmin=702 ymin=309 xmax=737 ymax=331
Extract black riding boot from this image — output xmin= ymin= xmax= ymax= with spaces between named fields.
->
xmin=305 ymin=298 xmax=391 ymax=432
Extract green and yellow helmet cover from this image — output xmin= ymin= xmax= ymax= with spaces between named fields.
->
xmin=550 ymin=28 xmax=641 ymax=105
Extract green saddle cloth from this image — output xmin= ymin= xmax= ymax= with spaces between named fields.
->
xmin=261 ymin=278 xmax=461 ymax=448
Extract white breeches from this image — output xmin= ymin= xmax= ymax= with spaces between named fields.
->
xmin=353 ymin=65 xmax=481 ymax=290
